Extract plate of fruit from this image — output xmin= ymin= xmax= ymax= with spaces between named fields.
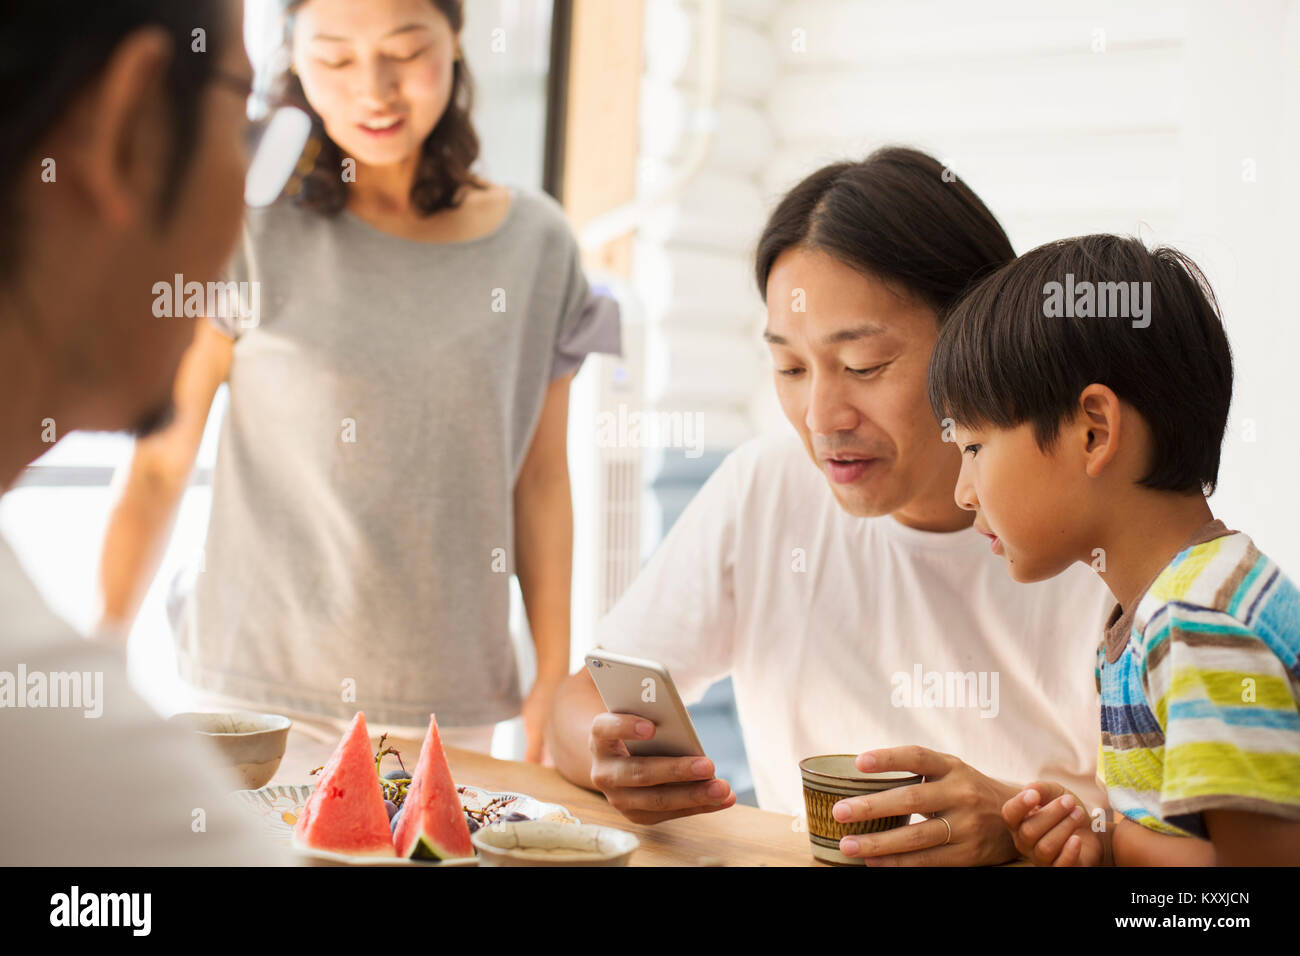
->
xmin=231 ymin=712 xmax=578 ymax=865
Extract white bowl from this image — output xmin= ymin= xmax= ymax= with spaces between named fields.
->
xmin=169 ymin=711 xmax=292 ymax=789
xmin=472 ymin=820 xmax=639 ymax=867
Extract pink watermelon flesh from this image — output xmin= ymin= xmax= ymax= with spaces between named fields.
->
xmin=392 ymin=714 xmax=475 ymax=860
xmin=294 ymin=712 xmax=396 ymax=857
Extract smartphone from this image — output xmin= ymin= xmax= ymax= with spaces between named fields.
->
xmin=584 ymin=649 xmax=706 ymax=758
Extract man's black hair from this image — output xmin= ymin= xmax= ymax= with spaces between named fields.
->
xmin=0 ymin=0 xmax=227 ymax=278
xmin=927 ymin=234 xmax=1234 ymax=494
xmin=754 ymin=145 xmax=1016 ymax=319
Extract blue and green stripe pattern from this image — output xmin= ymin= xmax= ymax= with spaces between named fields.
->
xmin=1096 ymin=532 xmax=1300 ymax=837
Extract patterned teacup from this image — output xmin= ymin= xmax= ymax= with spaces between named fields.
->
xmin=799 ymin=755 xmax=922 ymax=865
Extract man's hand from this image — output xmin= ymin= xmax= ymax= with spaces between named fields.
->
xmin=1002 ymin=782 xmax=1107 ymax=866
xmin=588 ymin=713 xmax=737 ymax=824
xmin=830 ymin=746 xmax=1020 ymax=865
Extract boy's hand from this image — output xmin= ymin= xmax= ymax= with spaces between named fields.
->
xmin=1002 ymin=781 xmax=1106 ymax=866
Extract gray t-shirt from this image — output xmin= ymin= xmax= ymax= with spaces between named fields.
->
xmin=173 ymin=186 xmax=620 ymax=728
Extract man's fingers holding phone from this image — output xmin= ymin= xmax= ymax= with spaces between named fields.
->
xmin=588 ymin=712 xmax=735 ymax=822
xmin=589 ymin=712 xmax=657 ymax=756
xmin=607 ymin=778 xmax=735 ymax=812
xmin=584 ymin=652 xmax=732 ymax=823
xmin=598 ymin=775 xmax=737 ymax=825
xmin=589 ymin=713 xmax=718 ymax=785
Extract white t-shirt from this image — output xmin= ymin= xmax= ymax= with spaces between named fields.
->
xmin=595 ymin=432 xmax=1114 ymax=818
xmin=0 ymin=536 xmax=292 ymax=865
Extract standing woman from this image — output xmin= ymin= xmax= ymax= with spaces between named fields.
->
xmin=95 ymin=0 xmax=620 ymax=761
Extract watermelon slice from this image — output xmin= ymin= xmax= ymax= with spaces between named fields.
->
xmin=293 ymin=712 xmax=396 ymax=857
xmin=391 ymin=714 xmax=475 ymax=861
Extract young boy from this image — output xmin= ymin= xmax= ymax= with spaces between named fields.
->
xmin=927 ymin=234 xmax=1300 ymax=865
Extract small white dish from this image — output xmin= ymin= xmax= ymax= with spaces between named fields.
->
xmin=472 ymin=821 xmax=639 ymax=867
xmin=170 ymin=711 xmax=292 ymax=789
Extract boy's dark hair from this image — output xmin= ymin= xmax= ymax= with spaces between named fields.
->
xmin=754 ymin=146 xmax=1016 ymax=319
xmin=275 ymin=0 xmax=483 ymax=217
xmin=0 ymin=0 xmax=227 ymax=281
xmin=927 ymin=234 xmax=1234 ymax=494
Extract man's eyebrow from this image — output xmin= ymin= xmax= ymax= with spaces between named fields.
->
xmin=313 ymin=24 xmax=432 ymax=42
xmin=822 ymin=323 xmax=887 ymax=345
xmin=762 ymin=323 xmax=887 ymax=347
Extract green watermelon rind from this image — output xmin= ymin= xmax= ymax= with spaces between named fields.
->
xmin=408 ymin=833 xmax=473 ymax=862
xmin=392 ymin=716 xmax=476 ymax=861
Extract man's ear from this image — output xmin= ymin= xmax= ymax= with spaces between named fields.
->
xmin=68 ymin=26 xmax=174 ymax=229
xmin=1078 ymin=383 xmax=1122 ymax=478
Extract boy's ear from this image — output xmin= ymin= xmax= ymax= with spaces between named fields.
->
xmin=1078 ymin=383 xmax=1122 ymax=478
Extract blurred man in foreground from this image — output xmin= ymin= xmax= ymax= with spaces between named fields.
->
xmin=0 ymin=0 xmax=290 ymax=864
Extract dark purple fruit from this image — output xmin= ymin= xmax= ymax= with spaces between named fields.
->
xmin=390 ymin=806 xmax=404 ymax=834
xmin=383 ymin=770 xmax=410 ymax=781
xmin=504 ymin=812 xmax=528 ymax=822
xmin=466 ymin=816 xmax=480 ymax=834
xmin=384 ymin=800 xmax=398 ymax=820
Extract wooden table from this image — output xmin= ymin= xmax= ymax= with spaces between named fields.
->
xmin=273 ymin=726 xmax=825 ymax=866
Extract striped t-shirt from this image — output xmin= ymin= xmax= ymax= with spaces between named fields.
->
xmin=1096 ymin=518 xmax=1300 ymax=837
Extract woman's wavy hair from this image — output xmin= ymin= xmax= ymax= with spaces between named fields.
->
xmin=273 ymin=0 xmax=482 ymax=216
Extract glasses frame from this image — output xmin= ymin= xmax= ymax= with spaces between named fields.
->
xmin=208 ymin=67 xmax=311 ymax=207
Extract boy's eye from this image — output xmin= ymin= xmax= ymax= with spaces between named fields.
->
xmin=848 ymin=364 xmax=884 ymax=377
xmin=316 ymin=58 xmax=352 ymax=69
xmin=776 ymin=366 xmax=803 ymax=377
xmin=962 ymin=443 xmax=982 ymax=457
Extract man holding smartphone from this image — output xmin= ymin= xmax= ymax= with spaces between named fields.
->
xmin=546 ymin=148 xmax=1113 ymax=867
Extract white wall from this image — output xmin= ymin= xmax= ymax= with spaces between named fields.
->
xmin=633 ymin=0 xmax=778 ymax=460
xmin=1179 ymin=0 xmax=1300 ymax=580
xmin=635 ymin=0 xmax=1299 ymax=573
xmin=754 ymin=0 xmax=1197 ymax=432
